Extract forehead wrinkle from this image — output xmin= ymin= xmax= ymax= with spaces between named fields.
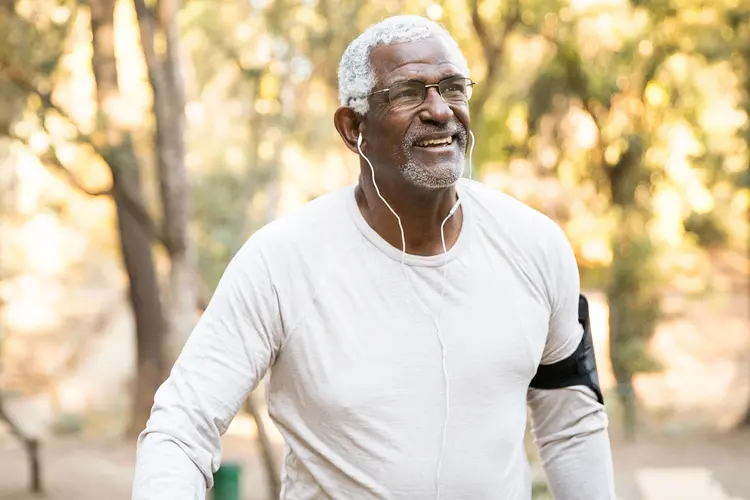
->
xmin=370 ymin=37 xmax=467 ymax=87
xmin=382 ymin=63 xmax=463 ymax=87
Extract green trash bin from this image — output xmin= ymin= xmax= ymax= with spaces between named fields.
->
xmin=213 ymin=462 xmax=242 ymax=500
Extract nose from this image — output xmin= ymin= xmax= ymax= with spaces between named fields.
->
xmin=418 ymin=86 xmax=453 ymax=124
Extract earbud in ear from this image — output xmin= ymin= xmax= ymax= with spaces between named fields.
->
xmin=448 ymin=199 xmax=462 ymax=217
xmin=357 ymin=132 xmax=363 ymax=147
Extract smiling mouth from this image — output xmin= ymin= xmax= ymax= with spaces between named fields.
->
xmin=415 ymin=135 xmax=454 ymax=148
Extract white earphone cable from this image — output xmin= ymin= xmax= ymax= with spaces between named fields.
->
xmin=468 ymin=130 xmax=475 ymax=180
xmin=357 ymin=132 xmax=471 ymax=500
xmin=358 ymin=134 xmax=407 ymax=264
xmin=432 ymin=213 xmax=453 ymax=500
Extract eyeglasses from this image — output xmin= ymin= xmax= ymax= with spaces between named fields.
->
xmin=367 ymin=76 xmax=475 ymax=109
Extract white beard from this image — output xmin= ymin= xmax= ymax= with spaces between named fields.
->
xmin=397 ymin=125 xmax=468 ymax=189
xmin=399 ymin=159 xmax=464 ymax=189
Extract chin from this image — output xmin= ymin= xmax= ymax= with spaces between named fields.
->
xmin=400 ymin=161 xmax=464 ymax=190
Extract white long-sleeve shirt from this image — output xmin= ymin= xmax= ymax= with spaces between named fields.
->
xmin=132 ymin=179 xmax=616 ymax=500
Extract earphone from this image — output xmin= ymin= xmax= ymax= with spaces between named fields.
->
xmin=357 ymin=130 xmax=474 ymax=500
xmin=468 ymin=130 xmax=475 ymax=180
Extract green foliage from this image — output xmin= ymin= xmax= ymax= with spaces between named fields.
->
xmin=0 ymin=1 xmax=72 ymax=129
xmin=608 ymin=218 xmax=662 ymax=367
xmin=683 ymin=212 xmax=728 ymax=248
xmin=607 ymin=215 xmax=662 ymax=438
xmin=51 ymin=412 xmax=85 ymax=436
xmin=192 ymin=168 xmax=257 ymax=292
xmin=737 ymin=169 xmax=750 ymax=189
xmin=527 ymin=66 xmax=568 ymax=129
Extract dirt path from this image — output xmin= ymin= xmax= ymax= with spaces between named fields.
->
xmin=611 ymin=430 xmax=750 ymax=500
xmin=0 ymin=437 xmax=275 ymax=500
xmin=1 ymin=431 xmax=749 ymax=500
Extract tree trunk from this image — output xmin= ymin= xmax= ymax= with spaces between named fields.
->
xmin=165 ymin=247 xmax=196 ymax=358
xmin=27 ymin=437 xmax=41 ymax=493
xmin=737 ymin=35 xmax=750 ymax=428
xmin=605 ymin=137 xmax=661 ymax=440
xmin=113 ymin=171 xmax=167 ymax=437
xmin=740 ymin=398 xmax=750 ymax=427
xmin=89 ymin=0 xmax=168 ymax=437
xmin=134 ymin=0 xmax=196 ymax=359
xmin=0 ymin=401 xmax=43 ymax=493
xmin=468 ymin=0 xmax=520 ymax=127
xmin=607 ymin=279 xmax=638 ymax=441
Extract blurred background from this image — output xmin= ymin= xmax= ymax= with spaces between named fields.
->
xmin=0 ymin=0 xmax=748 ymax=499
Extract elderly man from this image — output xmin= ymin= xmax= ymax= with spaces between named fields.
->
xmin=132 ymin=15 xmax=616 ymax=500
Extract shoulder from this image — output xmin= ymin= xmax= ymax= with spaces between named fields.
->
xmin=231 ymin=185 xmax=361 ymax=289
xmin=243 ymin=185 xmax=356 ymax=251
xmin=226 ymin=185 xmax=362 ymax=336
xmin=461 ymin=179 xmax=576 ymax=308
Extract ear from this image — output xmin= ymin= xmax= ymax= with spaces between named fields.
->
xmin=334 ymin=106 xmax=364 ymax=154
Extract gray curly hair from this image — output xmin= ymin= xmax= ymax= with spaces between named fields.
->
xmin=337 ymin=15 xmax=469 ymax=115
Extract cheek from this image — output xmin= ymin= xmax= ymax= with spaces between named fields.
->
xmin=369 ymin=120 xmax=410 ymax=154
xmin=454 ymin=107 xmax=471 ymax=130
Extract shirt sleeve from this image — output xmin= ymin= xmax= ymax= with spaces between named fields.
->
xmin=527 ymin=387 xmax=616 ymax=499
xmin=527 ymin=222 xmax=616 ymax=499
xmin=539 ymin=222 xmax=582 ymax=365
xmin=132 ymin=234 xmax=283 ymax=500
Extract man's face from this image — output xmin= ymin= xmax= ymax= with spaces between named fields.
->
xmin=364 ymin=36 xmax=471 ymax=190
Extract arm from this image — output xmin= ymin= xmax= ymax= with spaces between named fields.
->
xmin=527 ymin=225 xmax=616 ymax=500
xmin=132 ymin=235 xmax=283 ymax=500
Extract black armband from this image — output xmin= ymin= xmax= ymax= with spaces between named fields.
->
xmin=529 ymin=294 xmax=604 ymax=405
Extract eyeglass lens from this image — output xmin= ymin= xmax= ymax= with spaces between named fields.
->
xmin=388 ymin=77 xmax=473 ymax=108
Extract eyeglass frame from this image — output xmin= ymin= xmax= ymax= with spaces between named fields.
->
xmin=364 ymin=75 xmax=476 ymax=109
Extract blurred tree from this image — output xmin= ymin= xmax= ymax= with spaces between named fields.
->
xmin=0 ymin=390 xmax=42 ymax=493
xmin=558 ymin=40 xmax=664 ymax=440
xmin=184 ymin=0 xmax=284 ymax=293
xmin=724 ymin=3 xmax=750 ymax=427
xmin=740 ymin=38 xmax=750 ymax=429
xmin=87 ymin=0 xmax=168 ymax=438
xmin=467 ymin=0 xmax=522 ymax=128
xmin=0 ymin=0 xmax=195 ymax=437
xmin=0 ymin=345 xmax=42 ymax=493
xmin=133 ymin=0 xmax=196 ymax=359
xmin=649 ymin=0 xmax=750 ymax=426
xmin=0 ymin=137 xmax=42 ymax=492
xmin=183 ymin=2 xmax=307 ymax=495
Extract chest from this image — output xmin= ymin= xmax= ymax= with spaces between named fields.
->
xmin=270 ymin=254 xmax=550 ymax=420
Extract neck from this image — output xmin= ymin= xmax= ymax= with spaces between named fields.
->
xmin=355 ymin=171 xmax=463 ymax=256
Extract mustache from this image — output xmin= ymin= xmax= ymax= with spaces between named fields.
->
xmin=403 ymin=123 xmax=468 ymax=147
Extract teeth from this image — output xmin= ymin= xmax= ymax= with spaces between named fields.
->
xmin=416 ymin=136 xmax=453 ymax=147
